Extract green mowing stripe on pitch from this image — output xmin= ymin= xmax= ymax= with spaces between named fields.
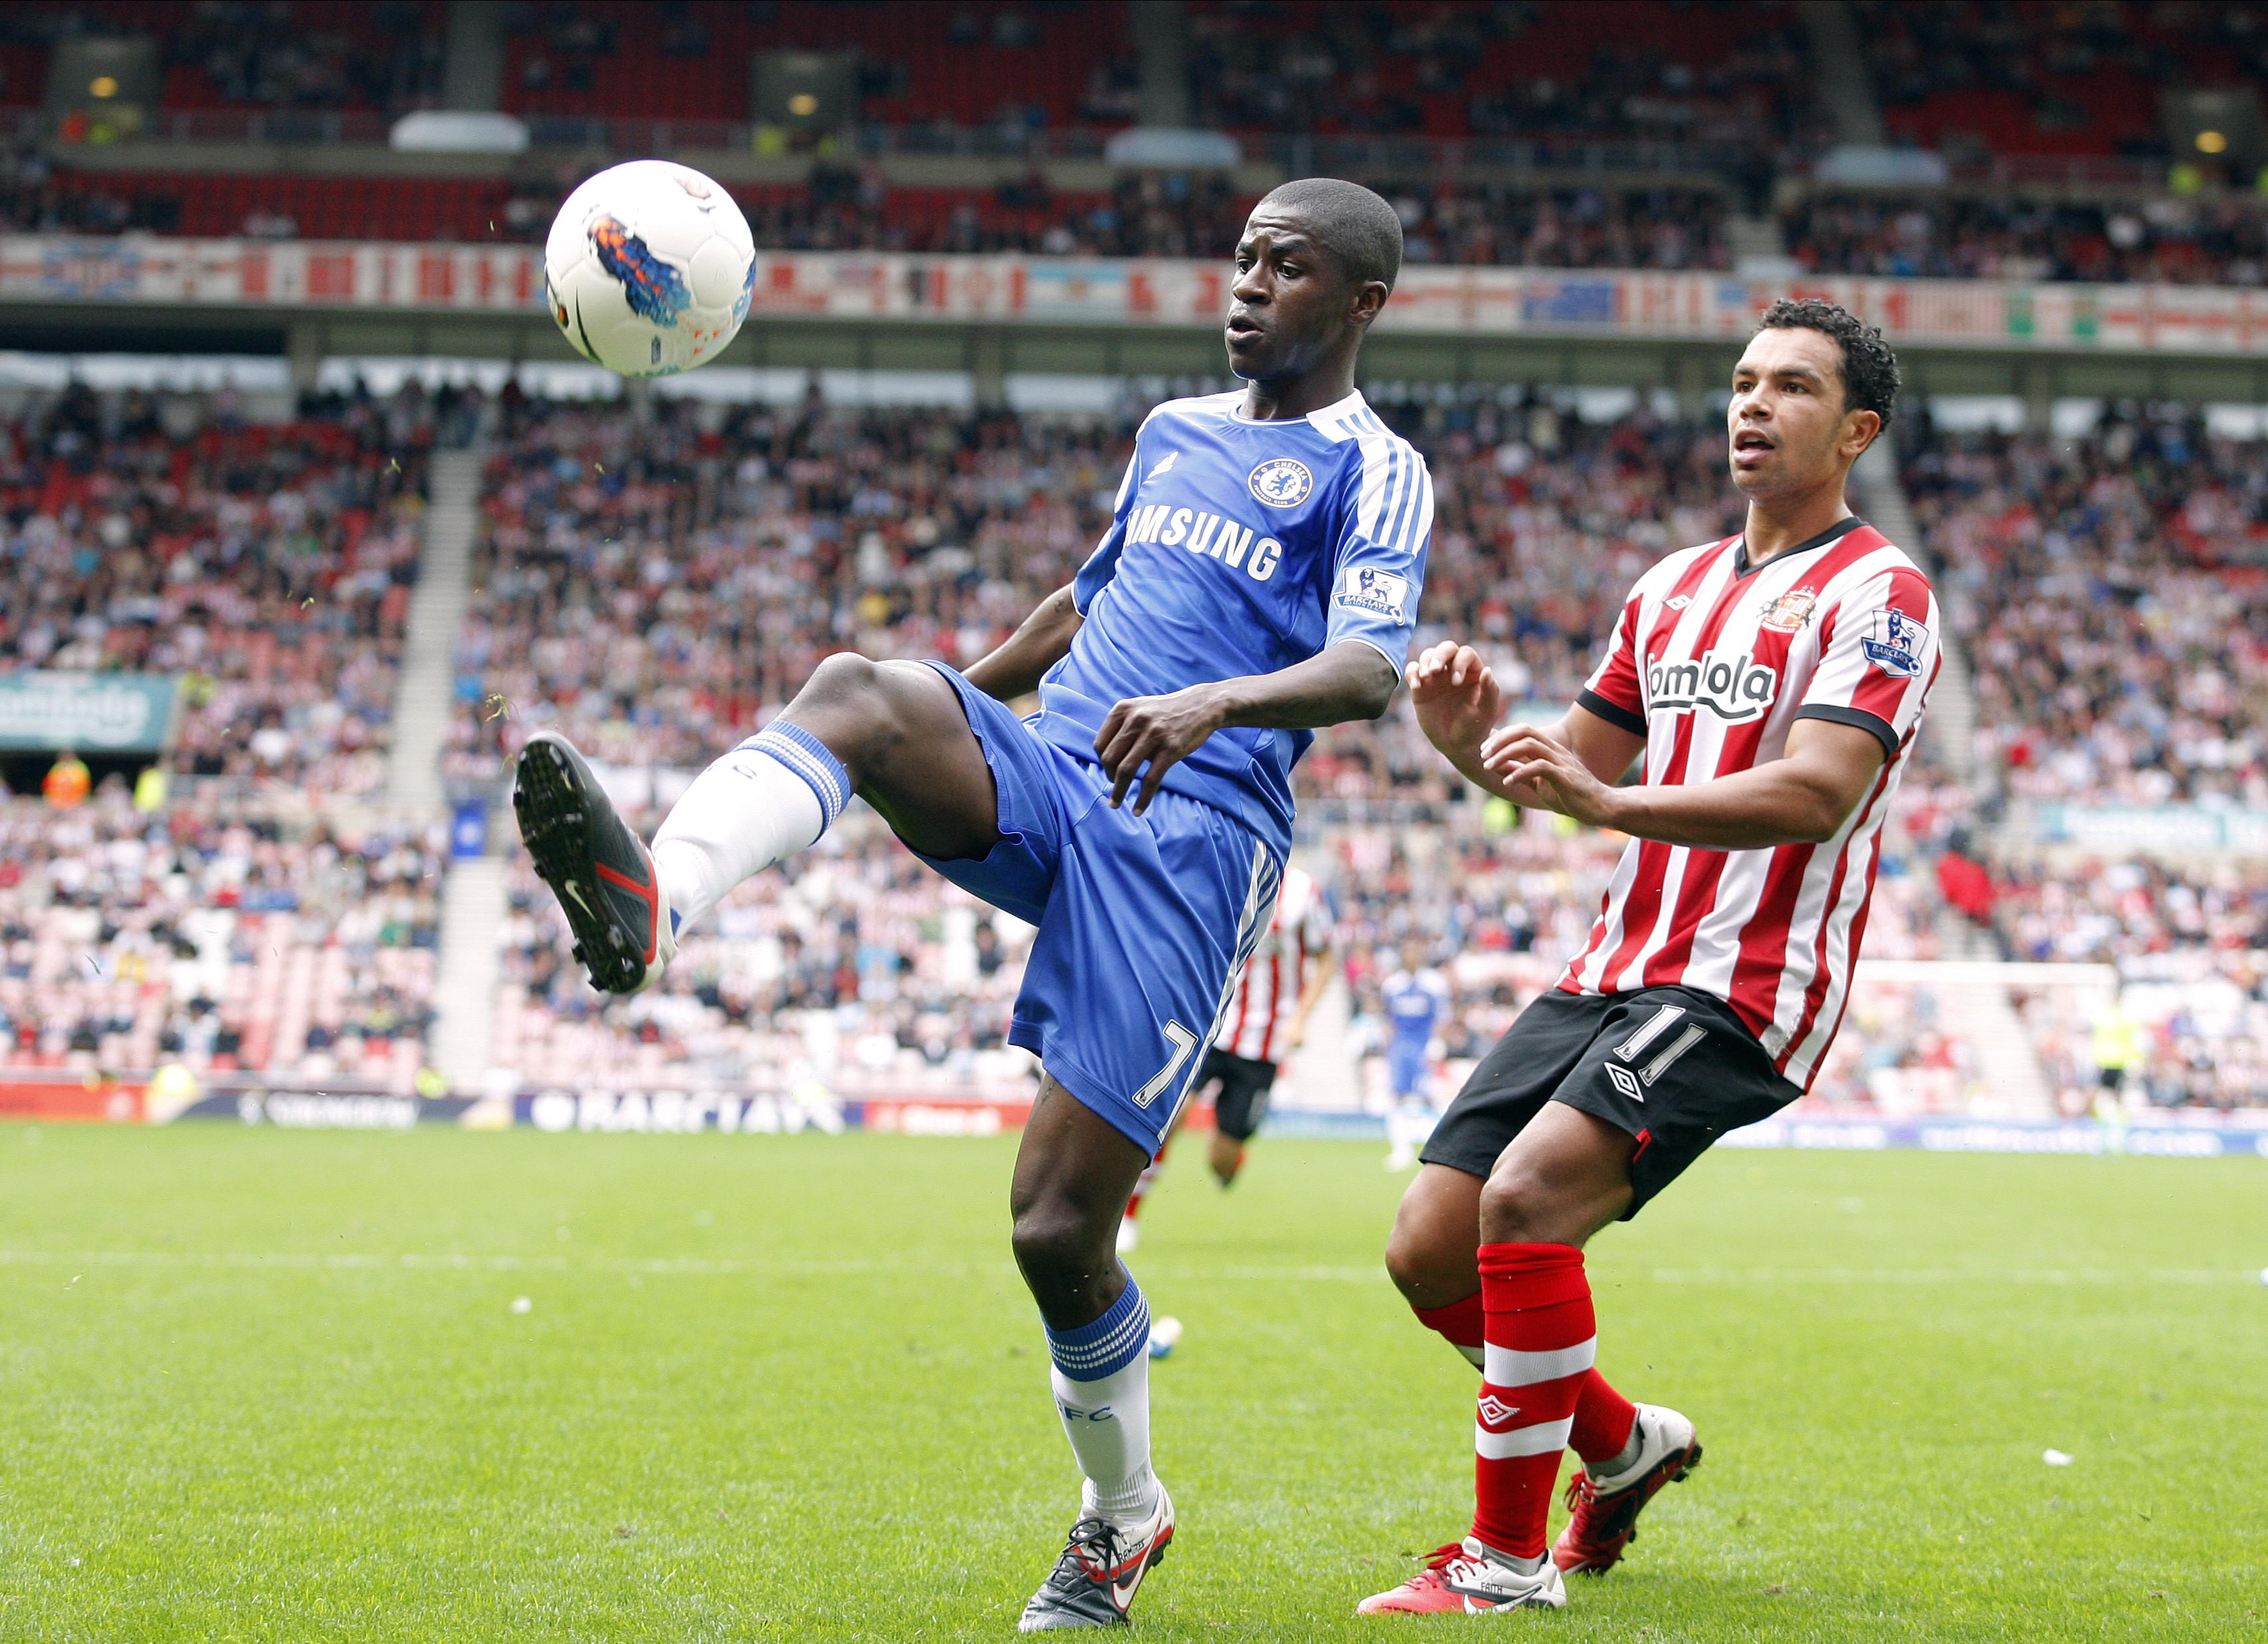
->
xmin=1 ymin=1126 xmax=2263 ymax=1643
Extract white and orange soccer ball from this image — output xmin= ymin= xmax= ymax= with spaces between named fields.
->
xmin=544 ymin=159 xmax=756 ymax=378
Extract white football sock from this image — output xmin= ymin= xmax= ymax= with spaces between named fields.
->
xmin=650 ymin=722 xmax=850 ymax=930
xmin=1044 ymin=1275 xmax=1161 ymax=1526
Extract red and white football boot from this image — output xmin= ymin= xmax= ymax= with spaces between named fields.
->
xmin=1356 ymin=1538 xmax=1567 ymax=1615
xmin=1552 ymin=1402 xmax=1702 ymax=1576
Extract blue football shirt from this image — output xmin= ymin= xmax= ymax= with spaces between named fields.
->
xmin=1034 ymin=388 xmax=1433 ymax=856
xmin=1382 ymin=967 xmax=1451 ymax=1052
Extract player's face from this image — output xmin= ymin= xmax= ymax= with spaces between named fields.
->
xmin=1226 ymin=210 xmax=1358 ymax=382
xmin=1725 ymin=326 xmax=1876 ymax=499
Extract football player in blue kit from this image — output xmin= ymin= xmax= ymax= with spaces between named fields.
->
xmin=513 ymin=177 xmax=1434 ymax=1629
xmin=1381 ymin=940 xmax=1453 ymax=1170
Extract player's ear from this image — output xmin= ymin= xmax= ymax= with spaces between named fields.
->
xmin=1842 ymin=407 xmax=1882 ymax=460
xmin=1348 ymin=280 xmax=1390 ymax=332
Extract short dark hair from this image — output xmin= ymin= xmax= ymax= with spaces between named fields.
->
xmin=1753 ymin=297 xmax=1900 ymax=433
xmin=1252 ymin=177 xmax=1404 ymax=293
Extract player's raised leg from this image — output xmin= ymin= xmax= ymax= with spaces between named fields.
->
xmin=515 ymin=655 xmax=1000 ymax=994
xmin=1012 ymin=1076 xmax=1176 ymax=1631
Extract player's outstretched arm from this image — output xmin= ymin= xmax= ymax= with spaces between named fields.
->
xmin=1094 ymin=641 xmax=1397 ymax=815
xmin=1408 ymin=641 xmax=1642 ymax=800
xmin=963 ymin=584 xmax=1084 ymax=702
xmin=1479 ymin=716 xmax=1886 ymax=848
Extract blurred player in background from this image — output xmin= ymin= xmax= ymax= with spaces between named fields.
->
xmin=514 ymin=178 xmax=1431 ymax=1631
xmin=1360 ymin=300 xmax=1937 ymax=1616
xmin=1117 ymin=860 xmax=1337 ymax=1255
xmin=1380 ymin=940 xmax=1450 ymax=1170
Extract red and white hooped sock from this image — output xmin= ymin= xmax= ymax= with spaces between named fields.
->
xmin=1413 ymin=1290 xmax=1486 ymax=1370
xmin=1569 ymin=1368 xmax=1638 ymax=1467
xmin=1471 ymin=1242 xmax=1596 ymax=1560
xmin=1414 ymin=1289 xmax=1635 ymax=1468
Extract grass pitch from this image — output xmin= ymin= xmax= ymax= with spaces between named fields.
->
xmin=2 ymin=1125 xmax=2263 ymax=1642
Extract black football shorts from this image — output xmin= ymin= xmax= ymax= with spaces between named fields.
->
xmin=1421 ymin=984 xmax=1800 ymax=1218
xmin=1194 ymin=1046 xmax=1277 ymax=1142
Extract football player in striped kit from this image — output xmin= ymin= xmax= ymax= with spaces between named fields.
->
xmin=1117 ymin=861 xmax=1338 ymax=1256
xmin=1360 ymin=300 xmax=1938 ymax=1615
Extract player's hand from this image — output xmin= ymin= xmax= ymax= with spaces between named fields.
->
xmin=1406 ymin=641 xmax=1501 ymax=760
xmin=1478 ymin=724 xmax=1623 ymax=827
xmin=1275 ymin=1019 xmax=1306 ymax=1055
xmin=1095 ymin=684 xmax=1228 ymax=815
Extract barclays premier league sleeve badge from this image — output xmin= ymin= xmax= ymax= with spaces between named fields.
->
xmin=1336 ymin=564 xmax=1409 ymax=619
xmin=1859 ymin=609 xmax=1929 ymax=677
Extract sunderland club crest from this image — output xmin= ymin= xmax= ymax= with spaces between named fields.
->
xmin=1759 ymin=586 xmax=1819 ymax=633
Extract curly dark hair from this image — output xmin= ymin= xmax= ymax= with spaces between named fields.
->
xmin=1753 ymin=297 xmax=1900 ymax=434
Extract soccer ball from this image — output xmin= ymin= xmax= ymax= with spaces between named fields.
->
xmin=544 ymin=160 xmax=756 ymax=378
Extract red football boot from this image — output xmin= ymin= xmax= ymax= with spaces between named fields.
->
xmin=1552 ymin=1403 xmax=1702 ymax=1576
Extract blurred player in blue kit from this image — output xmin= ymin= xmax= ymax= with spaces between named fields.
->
xmin=1381 ymin=940 xmax=1451 ymax=1169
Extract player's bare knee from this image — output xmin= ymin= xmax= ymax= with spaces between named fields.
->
xmin=1010 ymin=1202 xmax=1111 ymax=1304
xmin=799 ymin=652 xmax=886 ymax=716
xmin=1383 ymin=1205 xmax=1469 ymax=1307
xmin=1477 ymin=1163 xmax=1570 ymax=1246
xmin=787 ymin=653 xmax=915 ymax=770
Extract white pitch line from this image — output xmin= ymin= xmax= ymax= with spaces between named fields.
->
xmin=0 ymin=1250 xmax=2249 ymax=1287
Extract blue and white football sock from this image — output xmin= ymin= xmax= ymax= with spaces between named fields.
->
xmin=650 ymin=722 xmax=850 ymax=931
xmin=1044 ymin=1273 xmax=1161 ymax=1526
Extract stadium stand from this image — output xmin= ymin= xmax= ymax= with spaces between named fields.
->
xmin=8 ymin=375 xmax=2265 ymax=1112
xmin=445 ymin=390 xmax=1764 ymax=796
xmin=1187 ymin=0 xmax=1821 ymax=153
xmin=500 ymin=1 xmax=1134 ymax=129
xmin=0 ymin=789 xmax=444 ymax=1089
xmin=0 ymin=1 xmax=446 ymax=114
xmin=491 ymin=814 xmax=1034 ymax=1098
xmin=0 ymin=157 xmax=1730 ymax=271
xmin=1 ymin=382 xmax=451 ymax=795
xmin=1854 ymin=0 xmax=2268 ymax=163
xmin=1994 ymin=857 xmax=2268 ymax=964
xmin=1781 ymin=191 xmax=2268 ymax=285
xmin=1900 ymin=414 xmax=2268 ymax=805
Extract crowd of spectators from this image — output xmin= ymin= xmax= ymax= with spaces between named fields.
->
xmin=12 ymin=379 xmax=2268 ymax=1112
xmin=0 ymin=787 xmax=443 ymax=1090
xmin=740 ymin=170 xmax=1732 ymax=270
xmin=0 ymin=150 xmax=1729 ymax=274
xmin=1902 ymin=412 xmax=2268 ymax=807
xmin=1782 ymin=191 xmax=2268 ymax=287
xmin=447 ymin=390 xmax=1126 ymax=781
xmin=0 ymin=380 xmax=448 ymax=795
xmin=1988 ymin=856 xmax=2268 ymax=1115
xmin=447 ymin=388 xmax=1755 ymax=805
xmin=1993 ymin=857 xmax=2268 ymax=965
xmin=492 ymin=812 xmax=1034 ymax=1100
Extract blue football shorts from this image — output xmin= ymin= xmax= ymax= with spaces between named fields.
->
xmin=910 ymin=662 xmax=1283 ymax=1156
xmin=1388 ymin=1041 xmax=1432 ymax=1100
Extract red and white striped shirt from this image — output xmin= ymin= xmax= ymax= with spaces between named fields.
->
xmin=1217 ymin=864 xmax=1334 ymax=1065
xmin=1560 ymin=517 xmax=1941 ymax=1089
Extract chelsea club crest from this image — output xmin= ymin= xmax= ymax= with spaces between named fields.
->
xmin=1248 ymin=457 xmax=1313 ymax=508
